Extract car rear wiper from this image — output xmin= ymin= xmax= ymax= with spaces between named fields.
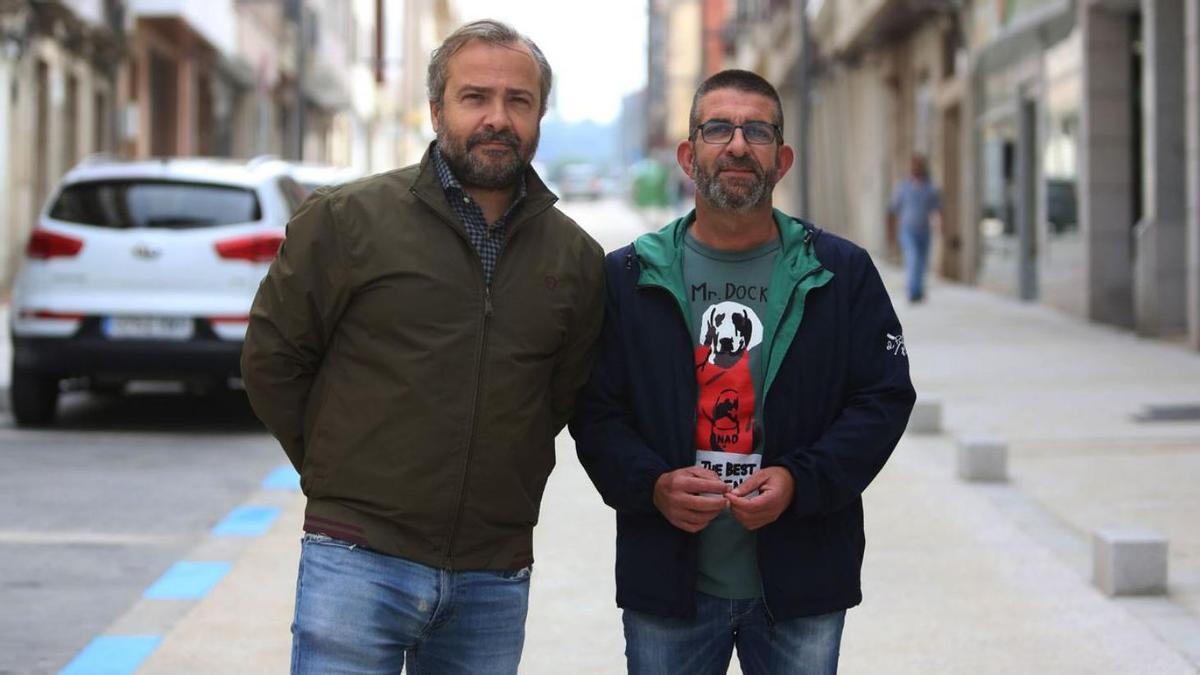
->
xmin=144 ymin=217 xmax=218 ymax=229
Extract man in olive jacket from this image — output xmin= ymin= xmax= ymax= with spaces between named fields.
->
xmin=241 ymin=20 xmax=604 ymax=675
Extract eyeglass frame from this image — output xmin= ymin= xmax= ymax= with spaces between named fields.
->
xmin=690 ymin=119 xmax=783 ymax=146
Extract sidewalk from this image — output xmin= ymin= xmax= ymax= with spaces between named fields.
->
xmin=133 ymin=268 xmax=1200 ymax=674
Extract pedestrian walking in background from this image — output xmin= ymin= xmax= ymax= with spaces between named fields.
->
xmin=888 ymin=155 xmax=942 ymax=303
xmin=240 ymin=19 xmax=605 ymax=675
xmin=570 ymin=69 xmax=915 ymax=674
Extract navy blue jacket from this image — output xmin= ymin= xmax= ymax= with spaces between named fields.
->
xmin=569 ymin=210 xmax=915 ymax=620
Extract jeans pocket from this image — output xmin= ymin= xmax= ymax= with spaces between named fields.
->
xmin=498 ymin=565 xmax=533 ymax=581
xmin=302 ymin=532 xmax=361 ymax=551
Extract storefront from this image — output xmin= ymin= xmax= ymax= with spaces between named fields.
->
xmin=968 ymin=0 xmax=1075 ymax=300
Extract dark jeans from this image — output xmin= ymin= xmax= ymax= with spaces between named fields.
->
xmin=623 ymin=591 xmax=846 ymax=675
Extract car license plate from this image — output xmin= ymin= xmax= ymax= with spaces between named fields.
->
xmin=103 ymin=316 xmax=194 ymax=340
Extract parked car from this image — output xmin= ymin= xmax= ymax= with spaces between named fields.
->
xmin=8 ymin=155 xmax=306 ymax=426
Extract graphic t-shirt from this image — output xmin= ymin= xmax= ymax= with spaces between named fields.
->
xmin=683 ymin=230 xmax=779 ymax=600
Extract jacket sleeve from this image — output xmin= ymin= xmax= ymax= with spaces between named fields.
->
xmin=240 ymin=190 xmax=353 ymax=471
xmin=771 ymin=249 xmax=916 ymax=517
xmin=569 ymin=255 xmax=671 ymax=515
xmin=549 ymin=242 xmax=606 ymax=433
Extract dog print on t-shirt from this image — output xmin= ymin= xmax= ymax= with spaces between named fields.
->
xmin=694 ymin=300 xmax=764 ymax=489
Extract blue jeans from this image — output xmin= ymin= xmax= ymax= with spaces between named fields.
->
xmin=623 ymin=592 xmax=845 ymax=675
xmin=899 ymin=227 xmax=931 ymax=302
xmin=291 ymin=534 xmax=531 ymax=674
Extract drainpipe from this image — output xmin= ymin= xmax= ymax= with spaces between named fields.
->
xmin=288 ymin=0 xmax=306 ymax=161
xmin=797 ymin=0 xmax=812 ymax=216
xmin=103 ymin=0 xmax=126 ymax=155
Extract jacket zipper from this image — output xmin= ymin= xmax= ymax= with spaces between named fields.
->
xmin=439 ymin=206 xmax=552 ymax=567
xmin=756 ymin=262 xmax=824 ymax=623
xmin=637 ymin=278 xmax=702 ymax=613
xmin=441 ymin=270 xmax=492 ymax=566
xmin=635 ymin=280 xmax=698 ymax=462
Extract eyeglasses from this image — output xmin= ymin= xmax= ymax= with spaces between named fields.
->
xmin=691 ymin=120 xmax=781 ymax=145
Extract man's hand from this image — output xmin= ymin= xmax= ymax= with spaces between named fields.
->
xmin=725 ymin=467 xmax=795 ymax=531
xmin=653 ymin=467 xmax=729 ymax=533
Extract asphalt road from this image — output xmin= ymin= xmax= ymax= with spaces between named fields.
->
xmin=0 ymin=389 xmax=281 ymax=674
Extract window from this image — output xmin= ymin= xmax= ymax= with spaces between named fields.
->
xmin=49 ymin=181 xmax=262 ymax=229
xmin=1043 ymin=31 xmax=1081 ymax=236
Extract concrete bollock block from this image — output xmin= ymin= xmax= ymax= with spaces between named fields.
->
xmin=1092 ymin=528 xmax=1169 ymax=596
xmin=908 ymin=396 xmax=943 ymax=434
xmin=955 ymin=435 xmax=1008 ymax=482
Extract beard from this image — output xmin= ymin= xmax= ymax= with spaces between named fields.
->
xmin=692 ymin=152 xmax=778 ymax=212
xmin=436 ymin=115 xmax=539 ymax=190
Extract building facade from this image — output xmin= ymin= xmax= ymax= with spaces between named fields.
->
xmin=716 ymin=0 xmax=1200 ymax=349
xmin=0 ymin=0 xmax=124 ymax=286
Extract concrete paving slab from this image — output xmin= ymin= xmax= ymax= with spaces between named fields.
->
xmin=843 ymin=436 xmax=1194 ymax=675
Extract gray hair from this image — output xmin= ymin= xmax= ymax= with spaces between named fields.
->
xmin=427 ymin=20 xmax=553 ymax=117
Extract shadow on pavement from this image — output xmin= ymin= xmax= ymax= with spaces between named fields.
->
xmin=4 ymin=388 xmax=266 ymax=434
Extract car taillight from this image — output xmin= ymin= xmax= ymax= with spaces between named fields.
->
xmin=214 ymin=233 xmax=285 ymax=263
xmin=27 ymin=229 xmax=84 ymax=259
xmin=18 ymin=309 xmax=86 ymax=320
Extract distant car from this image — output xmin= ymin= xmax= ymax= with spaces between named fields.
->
xmin=555 ymin=163 xmax=604 ymax=201
xmin=8 ymin=155 xmax=306 ymax=426
xmin=288 ymin=163 xmax=363 ymax=194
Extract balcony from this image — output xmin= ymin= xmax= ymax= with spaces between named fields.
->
xmin=829 ymin=0 xmax=952 ymax=57
xmin=129 ymin=0 xmax=236 ymax=55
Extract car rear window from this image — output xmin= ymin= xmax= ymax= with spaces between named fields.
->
xmin=49 ymin=180 xmax=262 ymax=229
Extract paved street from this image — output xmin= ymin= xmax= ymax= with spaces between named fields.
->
xmin=3 ymin=196 xmax=1200 ymax=673
xmin=0 ymin=388 xmax=280 ymax=674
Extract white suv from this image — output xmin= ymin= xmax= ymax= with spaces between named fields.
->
xmin=8 ymin=156 xmax=308 ymax=426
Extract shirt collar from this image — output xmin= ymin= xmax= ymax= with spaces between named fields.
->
xmin=431 ymin=144 xmax=529 ymax=206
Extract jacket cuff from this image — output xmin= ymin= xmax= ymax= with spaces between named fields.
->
xmin=627 ymin=458 xmax=671 ymax=515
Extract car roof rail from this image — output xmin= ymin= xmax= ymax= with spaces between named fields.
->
xmin=246 ymin=154 xmax=283 ymax=169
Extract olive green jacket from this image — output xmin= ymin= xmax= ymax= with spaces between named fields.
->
xmin=241 ymin=148 xmax=605 ymax=570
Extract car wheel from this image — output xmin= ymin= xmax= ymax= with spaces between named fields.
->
xmin=11 ymin=369 xmax=60 ymax=427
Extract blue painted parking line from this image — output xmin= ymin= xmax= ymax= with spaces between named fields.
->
xmin=212 ymin=505 xmax=282 ymax=537
xmin=59 ymin=635 xmax=161 ymax=675
xmin=261 ymin=464 xmax=301 ymax=491
xmin=143 ymin=561 xmax=231 ymax=600
xmin=61 ymin=466 xmax=298 ymax=672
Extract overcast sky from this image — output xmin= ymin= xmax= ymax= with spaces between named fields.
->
xmin=454 ymin=0 xmax=649 ymax=124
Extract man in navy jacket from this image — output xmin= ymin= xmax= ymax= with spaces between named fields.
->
xmin=570 ymin=70 xmax=915 ymax=674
